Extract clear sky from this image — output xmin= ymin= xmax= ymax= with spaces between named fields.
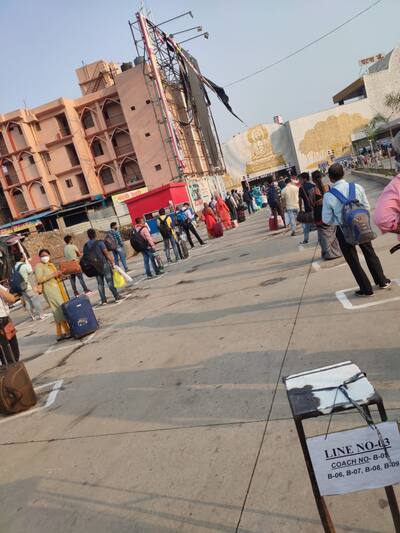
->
xmin=0 ymin=0 xmax=399 ymax=141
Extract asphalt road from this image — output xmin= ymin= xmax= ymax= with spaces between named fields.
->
xmin=1 ymin=175 xmax=399 ymax=533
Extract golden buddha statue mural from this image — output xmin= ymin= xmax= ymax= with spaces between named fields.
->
xmin=245 ymin=124 xmax=285 ymax=174
xmin=299 ymin=112 xmax=368 ymax=169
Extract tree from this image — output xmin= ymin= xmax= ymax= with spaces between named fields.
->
xmin=385 ymin=91 xmax=400 ymax=115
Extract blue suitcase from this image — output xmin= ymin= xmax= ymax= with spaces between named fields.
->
xmin=61 ymin=295 xmax=98 ymax=339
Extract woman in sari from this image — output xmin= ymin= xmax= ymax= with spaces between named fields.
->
xmin=311 ymin=170 xmax=342 ymax=260
xmin=202 ymin=203 xmax=218 ymax=238
xmin=35 ymin=248 xmax=70 ymax=341
xmin=215 ymin=196 xmax=232 ymax=230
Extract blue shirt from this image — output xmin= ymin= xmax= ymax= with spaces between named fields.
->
xmin=322 ymin=179 xmax=370 ymax=226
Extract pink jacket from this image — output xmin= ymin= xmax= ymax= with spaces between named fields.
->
xmin=373 ymin=174 xmax=400 ymax=240
xmin=135 ymin=224 xmax=155 ymax=248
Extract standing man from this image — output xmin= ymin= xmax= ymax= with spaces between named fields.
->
xmin=242 ymin=186 xmax=255 ymax=215
xmin=322 ymin=163 xmax=391 ymax=297
xmin=176 ymin=205 xmax=205 ymax=248
xmin=83 ymin=229 xmax=120 ymax=305
xmin=157 ymin=208 xmax=180 ymax=263
xmin=12 ymin=251 xmax=45 ymax=320
xmin=63 ymin=235 xmax=92 ymax=297
xmin=109 ymin=222 xmax=129 ymax=272
xmin=266 ymin=177 xmax=286 ymax=228
xmin=281 ymin=176 xmax=299 ymax=236
xmin=133 ymin=217 xmax=162 ymax=279
xmin=298 ymin=172 xmax=315 ymax=244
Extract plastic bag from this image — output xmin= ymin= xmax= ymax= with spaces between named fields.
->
xmin=113 ymin=268 xmax=126 ymax=289
xmin=114 ymin=265 xmax=132 ymax=283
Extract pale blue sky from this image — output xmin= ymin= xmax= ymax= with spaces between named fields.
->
xmin=0 ymin=0 xmax=399 ymax=141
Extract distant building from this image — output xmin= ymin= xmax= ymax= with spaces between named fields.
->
xmin=223 ymin=47 xmax=400 ymax=185
xmin=0 ymin=59 xmax=225 ymax=229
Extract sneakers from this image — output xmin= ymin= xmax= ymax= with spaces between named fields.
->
xmin=379 ymin=280 xmax=392 ymax=289
xmin=354 ymin=290 xmax=374 ymax=298
xmin=299 ymin=241 xmax=309 ymax=245
xmin=291 ymin=231 xmax=296 ymax=237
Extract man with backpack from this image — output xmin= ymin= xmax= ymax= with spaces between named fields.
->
xmin=82 ymin=229 xmax=120 ymax=305
xmin=267 ymin=176 xmax=286 ymax=229
xmin=322 ymin=163 xmax=390 ymax=297
xmin=107 ymin=222 xmax=129 ymax=272
xmin=157 ymin=208 xmax=180 ymax=263
xmin=132 ymin=217 xmax=162 ymax=279
xmin=11 ymin=251 xmax=45 ymax=320
xmin=176 ymin=204 xmax=205 ymax=248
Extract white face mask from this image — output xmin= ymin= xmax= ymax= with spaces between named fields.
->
xmin=40 ymin=256 xmax=50 ymax=264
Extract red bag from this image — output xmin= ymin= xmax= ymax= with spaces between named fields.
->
xmin=212 ymin=222 xmax=224 ymax=238
xmin=269 ymin=215 xmax=278 ymax=231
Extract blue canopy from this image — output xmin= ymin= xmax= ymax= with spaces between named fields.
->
xmin=0 ymin=209 xmax=56 ymax=230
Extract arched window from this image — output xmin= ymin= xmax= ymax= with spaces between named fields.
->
xmin=12 ymin=189 xmax=28 ymax=214
xmin=111 ymin=129 xmax=133 ymax=156
xmin=121 ymin=158 xmax=142 ymax=185
xmin=99 ymin=166 xmax=115 ymax=186
xmin=91 ymin=138 xmax=105 ymax=158
xmin=82 ymin=110 xmax=95 ymax=129
xmin=30 ymin=182 xmax=49 ymax=209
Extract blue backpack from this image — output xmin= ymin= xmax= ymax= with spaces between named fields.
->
xmin=329 ymin=182 xmax=376 ymax=245
xmin=10 ymin=264 xmax=28 ymax=295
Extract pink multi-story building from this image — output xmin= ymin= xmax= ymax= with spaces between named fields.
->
xmin=0 ymin=59 xmax=225 ymax=228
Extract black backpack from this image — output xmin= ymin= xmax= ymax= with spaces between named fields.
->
xmin=10 ymin=264 xmax=27 ymax=295
xmin=104 ymin=231 xmax=118 ymax=252
xmin=80 ymin=241 xmax=105 ymax=278
xmin=130 ymin=228 xmax=148 ymax=253
xmin=158 ymin=216 xmax=172 ymax=239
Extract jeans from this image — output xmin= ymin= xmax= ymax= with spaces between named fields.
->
xmin=142 ymin=249 xmax=159 ymax=277
xmin=246 ymin=201 xmax=255 ymax=214
xmin=95 ymin=263 xmax=119 ymax=303
xmin=21 ymin=289 xmax=42 ymax=319
xmin=164 ymin=236 xmax=179 ymax=262
xmin=112 ymin=246 xmax=128 ymax=271
xmin=286 ymin=209 xmax=298 ymax=233
xmin=336 ymin=227 xmax=387 ymax=293
xmin=70 ymin=272 xmax=89 ymax=295
xmin=302 ymin=223 xmax=312 ymax=242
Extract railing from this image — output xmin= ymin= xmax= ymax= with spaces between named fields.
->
xmin=105 ymin=113 xmax=125 ymax=127
xmin=114 ymin=143 xmax=134 ymax=157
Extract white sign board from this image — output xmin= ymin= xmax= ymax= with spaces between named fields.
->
xmin=307 ymin=422 xmax=400 ymax=495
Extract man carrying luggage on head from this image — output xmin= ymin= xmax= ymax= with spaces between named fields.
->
xmin=83 ymin=229 xmax=121 ymax=306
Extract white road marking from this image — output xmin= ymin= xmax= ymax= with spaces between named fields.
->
xmin=336 ymin=279 xmax=400 ymax=310
xmin=0 ymin=379 xmax=64 ymax=424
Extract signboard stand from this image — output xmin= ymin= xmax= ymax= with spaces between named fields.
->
xmin=283 ymin=361 xmax=400 ymax=533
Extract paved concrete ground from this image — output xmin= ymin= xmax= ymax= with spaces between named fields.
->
xmin=1 ymin=175 xmax=399 ymax=532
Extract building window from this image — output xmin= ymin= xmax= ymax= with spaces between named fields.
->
xmin=39 ymin=185 xmax=45 ymax=195
xmin=66 ymin=179 xmax=73 ymax=188
xmin=35 ymin=123 xmax=41 ymax=131
xmin=91 ymin=139 xmax=104 ymax=158
xmin=146 ymin=99 xmax=151 ymax=104
xmin=56 ymin=113 xmax=71 ymax=136
xmin=145 ymin=132 xmax=151 ymax=137
xmin=82 ymin=110 xmax=94 ymax=129
xmin=155 ymin=164 xmax=161 ymax=171
xmin=100 ymin=167 xmax=114 ymax=186
xmin=65 ymin=143 xmax=80 ymax=166
xmin=44 ymin=152 xmax=51 ymax=162
xmin=130 ymin=105 xmax=136 ymax=111
xmin=28 ymin=155 xmax=35 ymax=165
xmin=76 ymin=173 xmax=89 ymax=195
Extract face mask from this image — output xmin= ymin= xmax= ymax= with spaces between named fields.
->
xmin=40 ymin=256 xmax=50 ymax=264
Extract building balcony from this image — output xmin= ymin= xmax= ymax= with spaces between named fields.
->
xmin=105 ymin=113 xmax=126 ymax=128
xmin=114 ymin=143 xmax=134 ymax=157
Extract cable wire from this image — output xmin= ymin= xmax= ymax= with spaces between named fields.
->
xmin=225 ymin=0 xmax=384 ymax=88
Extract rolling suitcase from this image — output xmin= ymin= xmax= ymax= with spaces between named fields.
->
xmin=0 ymin=335 xmax=37 ymax=415
xmin=178 ymin=239 xmax=189 ymax=259
xmin=212 ymin=222 xmax=224 ymax=238
xmin=152 ymin=251 xmax=164 ymax=273
xmin=269 ymin=215 xmax=278 ymax=231
xmin=62 ymin=295 xmax=98 ymax=339
xmin=237 ymin=206 xmax=246 ymax=223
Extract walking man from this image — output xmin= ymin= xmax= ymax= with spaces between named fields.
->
xmin=267 ymin=177 xmax=286 ymax=228
xmin=13 ymin=251 xmax=45 ymax=320
xmin=109 ymin=222 xmax=129 ymax=272
xmin=63 ymin=235 xmax=92 ymax=297
xmin=157 ymin=208 xmax=180 ymax=263
xmin=298 ymin=172 xmax=315 ymax=244
xmin=83 ymin=229 xmax=120 ymax=305
xmin=322 ymin=163 xmax=391 ymax=297
xmin=176 ymin=204 xmax=205 ymax=248
xmin=133 ymin=217 xmax=162 ymax=279
xmin=242 ymin=187 xmax=255 ymax=214
xmin=281 ymin=176 xmax=299 ymax=236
